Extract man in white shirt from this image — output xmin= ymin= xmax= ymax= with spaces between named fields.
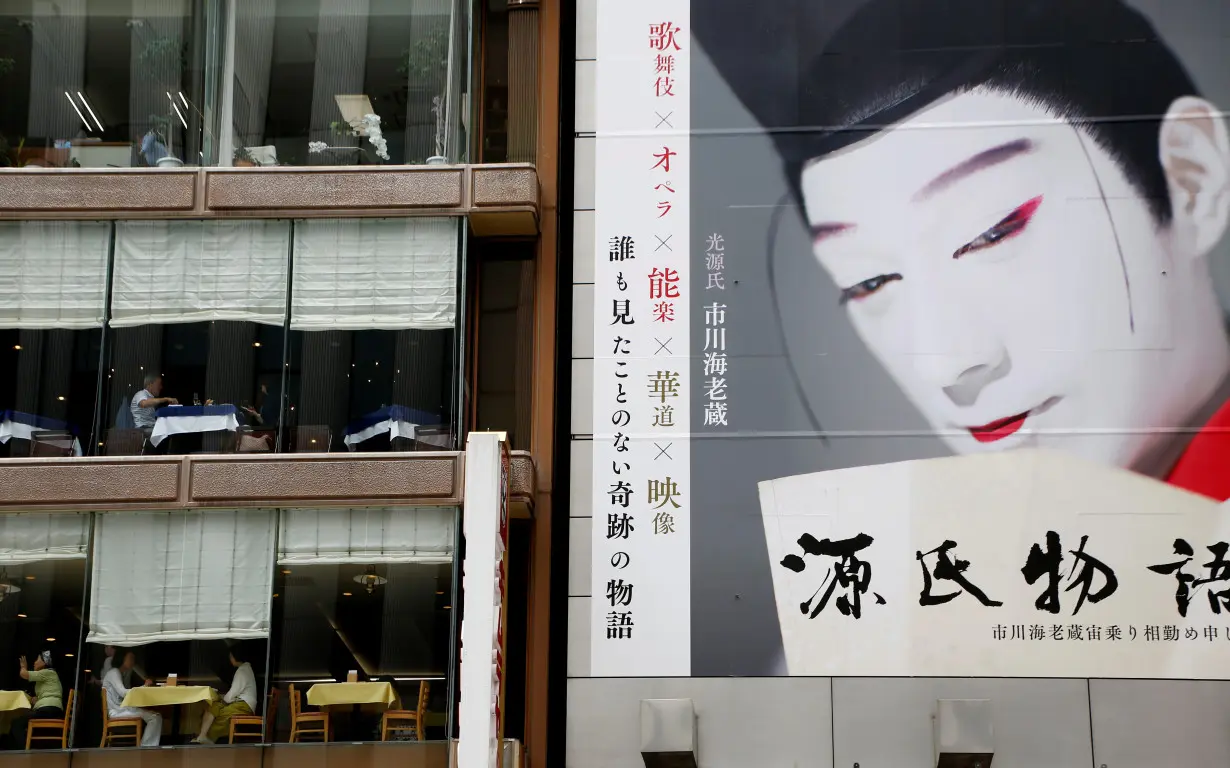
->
xmin=130 ymin=374 xmax=177 ymax=430
xmin=193 ymin=647 xmax=258 ymax=744
xmin=103 ymin=651 xmax=162 ymax=747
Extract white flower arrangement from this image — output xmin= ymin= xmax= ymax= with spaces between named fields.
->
xmin=307 ymin=114 xmax=389 ymax=161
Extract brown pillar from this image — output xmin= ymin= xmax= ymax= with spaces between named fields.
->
xmin=506 ymin=0 xmax=540 ymax=164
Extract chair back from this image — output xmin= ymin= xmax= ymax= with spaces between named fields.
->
xmin=413 ymin=426 xmax=453 ymax=450
xmin=105 ymin=427 xmax=145 ymax=456
xmin=99 ymin=690 xmax=109 ymax=726
xmin=288 ymin=684 xmax=301 ymax=718
xmin=266 ymin=686 xmax=281 ymax=731
xmin=416 ymin=681 xmax=430 ymax=718
xmin=30 ymin=430 xmax=75 ymax=457
xmin=64 ymin=689 xmax=76 ymax=730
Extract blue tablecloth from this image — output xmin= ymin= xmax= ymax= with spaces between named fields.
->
xmin=0 ymin=410 xmax=82 ymax=455
xmin=0 ymin=410 xmax=74 ymax=433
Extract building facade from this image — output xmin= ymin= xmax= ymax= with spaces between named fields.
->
xmin=566 ymin=0 xmax=1230 ymax=766
xmin=0 ymin=0 xmax=566 ymax=766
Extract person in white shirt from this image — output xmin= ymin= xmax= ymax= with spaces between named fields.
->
xmin=99 ymin=645 xmax=136 ymax=688
xmin=103 ymin=651 xmax=162 ymax=747
xmin=130 ymin=374 xmax=178 ymax=430
xmin=192 ymin=648 xmax=258 ymax=744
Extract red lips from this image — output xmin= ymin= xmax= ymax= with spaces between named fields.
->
xmin=968 ymin=410 xmax=1030 ymax=443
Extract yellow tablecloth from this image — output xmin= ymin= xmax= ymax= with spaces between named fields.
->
xmin=307 ymin=682 xmax=398 ymax=708
xmin=0 ymin=691 xmax=30 ymax=712
xmin=122 ymin=685 xmax=216 ymax=708
xmin=0 ymin=691 xmax=31 ymax=734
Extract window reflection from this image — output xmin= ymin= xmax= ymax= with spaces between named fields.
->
xmin=83 ymin=509 xmax=274 ymax=747
xmin=270 ymin=507 xmax=455 ymax=742
xmin=229 ymin=0 xmax=465 ymax=167
xmin=0 ymin=0 xmax=211 ymax=169
xmin=0 ymin=514 xmax=88 ymax=752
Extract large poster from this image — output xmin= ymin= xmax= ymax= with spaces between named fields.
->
xmin=589 ymin=0 xmax=1230 ymax=678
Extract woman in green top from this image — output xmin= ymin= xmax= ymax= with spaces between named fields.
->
xmin=8 ymin=651 xmax=63 ymax=749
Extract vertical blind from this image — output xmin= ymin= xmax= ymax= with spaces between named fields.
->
xmin=278 ymin=506 xmax=456 ymax=564
xmin=291 ymin=218 xmax=458 ymax=330
xmin=0 ymin=513 xmax=90 ymax=565
xmin=88 ymin=509 xmax=275 ymax=645
xmin=0 ymin=221 xmax=110 ymax=329
xmin=110 ymin=220 xmax=290 ymax=327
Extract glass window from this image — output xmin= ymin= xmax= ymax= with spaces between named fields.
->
xmin=270 ymin=506 xmax=457 ymax=743
xmin=83 ymin=509 xmax=274 ymax=747
xmin=284 ymin=218 xmax=460 ymax=453
xmin=0 ymin=222 xmax=109 ymax=458
xmin=225 ymin=0 xmax=469 ymax=167
xmin=0 ymin=1 xmax=216 ymax=169
xmin=0 ymin=513 xmax=89 ymax=752
xmin=101 ymin=220 xmax=290 ymax=456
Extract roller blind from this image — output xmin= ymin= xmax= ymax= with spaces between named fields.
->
xmin=110 ymin=220 xmax=290 ymax=327
xmin=290 ymin=218 xmax=458 ymax=331
xmin=0 ymin=513 xmax=89 ymax=565
xmin=87 ymin=509 xmax=275 ymax=645
xmin=278 ymin=507 xmax=456 ymax=564
xmin=0 ymin=221 xmax=109 ymax=329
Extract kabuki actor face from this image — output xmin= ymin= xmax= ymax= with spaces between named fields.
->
xmin=697 ymin=0 xmax=1230 ymax=496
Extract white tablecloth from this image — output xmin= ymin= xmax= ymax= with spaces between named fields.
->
xmin=150 ymin=410 xmax=241 ymax=447
xmin=0 ymin=418 xmax=83 ymax=456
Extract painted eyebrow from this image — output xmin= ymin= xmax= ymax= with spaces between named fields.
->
xmin=912 ymin=138 xmax=1036 ymax=202
xmin=809 ymin=222 xmax=855 ymax=243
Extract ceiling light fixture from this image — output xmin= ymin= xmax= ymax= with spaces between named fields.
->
xmin=352 ymin=566 xmax=388 ymax=594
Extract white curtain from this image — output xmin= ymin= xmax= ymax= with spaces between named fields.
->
xmin=278 ymin=507 xmax=456 ymax=564
xmin=88 ymin=509 xmax=275 ymax=645
xmin=110 ymin=220 xmax=290 ymax=327
xmin=0 ymin=222 xmax=109 ymax=329
xmin=0 ymin=513 xmax=90 ymax=565
xmin=291 ymin=218 xmax=458 ymax=330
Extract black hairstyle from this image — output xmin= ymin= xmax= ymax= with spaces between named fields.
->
xmin=693 ymin=0 xmax=1201 ymax=224
xmin=228 ymin=644 xmax=246 ymax=664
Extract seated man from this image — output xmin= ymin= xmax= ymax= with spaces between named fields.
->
xmin=102 ymin=651 xmax=161 ymax=747
xmin=130 ymin=374 xmax=177 ymax=454
xmin=192 ymin=648 xmax=257 ymax=744
xmin=7 ymin=651 xmax=62 ymax=748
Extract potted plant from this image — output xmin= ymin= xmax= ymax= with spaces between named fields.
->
xmin=233 ymin=146 xmax=259 ymax=167
xmin=399 ymin=29 xmax=451 ymax=164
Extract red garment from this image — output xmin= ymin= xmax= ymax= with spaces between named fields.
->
xmin=1166 ymin=398 xmax=1230 ymax=501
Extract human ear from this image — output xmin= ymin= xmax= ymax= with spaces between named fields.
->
xmin=1159 ymin=96 xmax=1230 ymax=257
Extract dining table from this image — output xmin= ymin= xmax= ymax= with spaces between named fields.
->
xmin=0 ymin=690 xmax=30 ymax=735
xmin=306 ymin=681 xmax=401 ymax=740
xmin=0 ymin=410 xmax=83 ymax=455
xmin=150 ymin=404 xmax=242 ymax=447
xmin=122 ymin=685 xmax=218 ymax=739
xmin=342 ymin=405 xmax=445 ymax=450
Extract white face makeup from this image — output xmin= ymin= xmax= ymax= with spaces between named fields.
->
xmin=799 ymin=89 xmax=1230 ymax=470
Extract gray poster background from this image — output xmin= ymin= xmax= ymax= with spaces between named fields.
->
xmin=688 ymin=0 xmax=1230 ymax=676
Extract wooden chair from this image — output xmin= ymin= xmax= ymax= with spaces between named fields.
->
xmin=381 ymin=681 xmax=429 ymax=742
xmin=29 ymin=430 xmax=76 ymax=457
xmin=229 ymin=686 xmax=279 ymax=744
xmin=288 ymin=684 xmax=328 ymax=743
xmin=99 ymin=691 xmax=143 ymax=747
xmin=26 ymin=689 xmax=75 ymax=749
